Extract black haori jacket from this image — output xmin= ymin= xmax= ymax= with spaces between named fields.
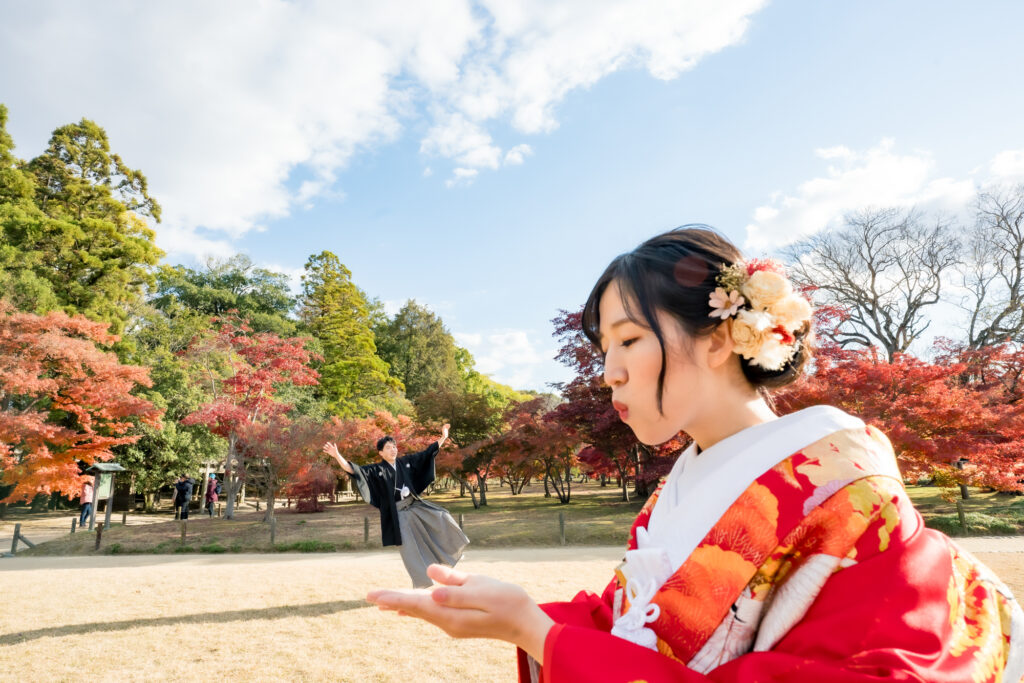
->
xmin=347 ymin=441 xmax=439 ymax=546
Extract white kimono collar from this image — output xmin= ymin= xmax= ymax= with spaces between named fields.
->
xmin=644 ymin=405 xmax=870 ymax=569
xmin=612 ymin=406 xmax=874 ymax=651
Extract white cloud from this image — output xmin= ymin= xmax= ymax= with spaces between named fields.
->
xmin=445 ymin=167 xmax=480 ymax=188
xmin=453 ymin=332 xmax=483 ymax=347
xmin=421 ymin=112 xmax=503 ymax=170
xmin=744 ymin=140 xmax=977 ymax=250
xmin=157 ymin=231 xmax=237 ymax=262
xmin=466 ymin=0 xmax=767 ymax=134
xmin=453 ymin=328 xmax=558 ymax=390
xmin=263 ymin=263 xmax=307 ymax=296
xmin=0 ymin=1 xmax=765 ymax=257
xmin=503 ymin=144 xmax=533 ymax=166
xmin=989 ymin=150 xmax=1024 ymax=183
xmin=381 ymin=299 xmax=405 ymax=317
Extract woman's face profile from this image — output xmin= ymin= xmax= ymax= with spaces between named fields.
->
xmin=598 ymin=280 xmax=705 ymax=445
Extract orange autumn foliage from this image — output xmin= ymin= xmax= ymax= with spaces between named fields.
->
xmin=0 ymin=300 xmax=161 ymax=503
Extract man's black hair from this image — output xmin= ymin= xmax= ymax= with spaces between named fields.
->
xmin=376 ymin=436 xmax=396 ymax=452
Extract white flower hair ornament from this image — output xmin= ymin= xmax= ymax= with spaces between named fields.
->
xmin=708 ymin=259 xmax=813 ymax=371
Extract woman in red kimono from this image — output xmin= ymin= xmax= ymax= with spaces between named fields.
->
xmin=368 ymin=226 xmax=1024 ymax=682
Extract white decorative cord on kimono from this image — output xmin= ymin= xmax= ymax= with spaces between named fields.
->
xmin=609 ymin=532 xmax=674 ymax=651
xmin=610 ymin=577 xmax=662 ymax=650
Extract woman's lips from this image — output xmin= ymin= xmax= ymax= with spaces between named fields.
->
xmin=612 ymin=400 xmax=629 ymax=420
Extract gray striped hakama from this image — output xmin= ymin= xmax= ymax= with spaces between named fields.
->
xmin=396 ymin=496 xmax=470 ymax=588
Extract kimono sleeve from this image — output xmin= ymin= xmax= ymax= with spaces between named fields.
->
xmin=532 ymin=547 xmax=973 ymax=683
xmin=523 ymin=490 xmax=1015 ymax=682
xmin=516 ymin=578 xmax=619 ymax=682
xmin=402 ymin=441 xmax=439 ymax=495
xmin=347 ymin=462 xmax=380 ymax=509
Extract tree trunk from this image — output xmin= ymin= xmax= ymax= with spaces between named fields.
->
xmin=264 ymin=483 xmax=275 ymax=523
xmin=199 ymin=463 xmax=210 ymax=504
xmin=956 ymin=459 xmax=971 ymax=500
xmin=224 ymin=477 xmax=241 ymax=519
xmin=224 ymin=435 xmax=240 ymax=519
xmin=632 ymin=446 xmax=645 ymax=497
xmin=543 ymin=474 xmax=551 ymax=498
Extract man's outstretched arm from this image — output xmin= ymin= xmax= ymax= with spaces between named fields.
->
xmin=322 ymin=442 xmax=354 ymax=474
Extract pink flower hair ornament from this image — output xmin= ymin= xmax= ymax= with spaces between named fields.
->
xmin=708 ymin=259 xmax=813 ymax=371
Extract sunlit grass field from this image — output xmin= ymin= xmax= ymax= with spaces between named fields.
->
xmin=2 ymin=482 xmax=1021 ymax=682
xmin=0 ymin=548 xmax=621 ymax=682
xmin=11 ymin=481 xmax=1024 ymax=558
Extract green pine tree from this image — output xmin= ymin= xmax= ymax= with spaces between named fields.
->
xmin=300 ymin=251 xmax=402 ymax=417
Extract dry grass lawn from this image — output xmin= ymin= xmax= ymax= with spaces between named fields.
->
xmin=3 ymin=482 xmax=1022 ymax=681
xmin=0 ymin=547 xmax=620 ymax=682
xmin=1 ymin=543 xmax=1021 ymax=682
xmin=12 ymin=480 xmax=648 ymax=556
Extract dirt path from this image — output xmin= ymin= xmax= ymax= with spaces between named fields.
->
xmin=0 ymin=502 xmax=269 ymax=550
xmin=3 ymin=537 xmax=1021 ymax=567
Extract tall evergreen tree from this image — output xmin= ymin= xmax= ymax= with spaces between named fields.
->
xmin=300 ymin=251 xmax=401 ymax=417
xmin=5 ymin=115 xmax=165 ymax=335
xmin=0 ymin=104 xmax=59 ymax=313
xmin=153 ymin=255 xmax=297 ymax=335
xmin=375 ymin=299 xmax=461 ymax=402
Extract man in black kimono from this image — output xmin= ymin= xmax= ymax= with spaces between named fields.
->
xmin=323 ymin=423 xmax=469 ymax=588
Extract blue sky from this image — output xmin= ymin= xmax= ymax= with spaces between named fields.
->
xmin=2 ymin=1 xmax=1023 ymax=390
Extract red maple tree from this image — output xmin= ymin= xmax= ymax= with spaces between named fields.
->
xmin=490 ymin=398 xmax=549 ymax=495
xmin=0 ymin=301 xmax=161 ymax=503
xmin=324 ymin=411 xmax=430 ymax=466
xmin=779 ymin=345 xmax=1024 ymax=493
xmin=182 ymin=315 xmax=319 ymax=517
xmin=288 ymin=461 xmax=337 ymax=513
xmin=236 ymin=414 xmax=325 ymax=519
xmin=548 ymin=309 xmax=681 ymax=502
xmin=321 ymin=411 xmax=436 ymax=497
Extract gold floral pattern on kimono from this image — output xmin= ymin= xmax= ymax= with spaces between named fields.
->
xmin=612 ymin=425 xmax=1024 ymax=680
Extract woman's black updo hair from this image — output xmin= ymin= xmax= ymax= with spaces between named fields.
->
xmin=581 ymin=225 xmax=812 ymax=411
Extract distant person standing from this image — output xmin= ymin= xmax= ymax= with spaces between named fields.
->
xmin=172 ymin=476 xmax=182 ymax=519
xmin=79 ymin=478 xmax=94 ymax=527
xmin=174 ymin=474 xmax=195 ymax=520
xmin=323 ymin=423 xmax=468 ymax=588
xmin=205 ymin=474 xmax=218 ymax=517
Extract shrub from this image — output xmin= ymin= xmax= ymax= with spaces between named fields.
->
xmin=926 ymin=512 xmax=1020 ymax=536
xmin=288 ymin=463 xmax=335 ymax=513
xmin=274 ymin=540 xmax=335 ymax=552
xmin=200 ymin=543 xmax=227 ymax=554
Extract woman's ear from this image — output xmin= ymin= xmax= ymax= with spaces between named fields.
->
xmin=705 ymin=321 xmax=736 ymax=369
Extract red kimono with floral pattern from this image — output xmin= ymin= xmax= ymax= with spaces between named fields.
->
xmin=517 ymin=424 xmax=1024 ymax=682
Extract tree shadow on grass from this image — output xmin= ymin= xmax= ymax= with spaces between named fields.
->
xmin=0 ymin=599 xmax=368 ymax=646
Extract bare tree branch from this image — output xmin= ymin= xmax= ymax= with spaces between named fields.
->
xmin=957 ymin=184 xmax=1024 ymax=349
xmin=785 ymin=207 xmax=960 ymax=361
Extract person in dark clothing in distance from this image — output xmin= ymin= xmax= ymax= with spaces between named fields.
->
xmin=174 ymin=474 xmax=195 ymax=520
xmin=205 ymin=473 xmax=218 ymax=517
